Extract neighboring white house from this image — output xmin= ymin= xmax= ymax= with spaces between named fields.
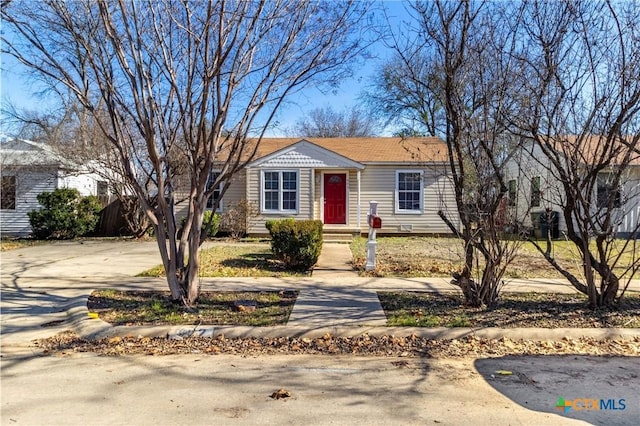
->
xmin=0 ymin=135 xmax=111 ymax=236
xmin=505 ymin=137 xmax=640 ymax=238
xmin=179 ymin=137 xmax=460 ymax=236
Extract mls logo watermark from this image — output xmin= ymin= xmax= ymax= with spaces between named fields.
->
xmin=556 ymin=397 xmax=627 ymax=414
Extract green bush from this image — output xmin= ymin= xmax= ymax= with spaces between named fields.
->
xmin=202 ymin=211 xmax=221 ymax=238
xmin=180 ymin=211 xmax=221 ymax=239
xmin=265 ymin=219 xmax=323 ymax=271
xmin=28 ymin=188 xmax=102 ymax=239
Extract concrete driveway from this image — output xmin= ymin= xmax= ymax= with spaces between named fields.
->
xmin=1 ymin=240 xmax=164 ymax=345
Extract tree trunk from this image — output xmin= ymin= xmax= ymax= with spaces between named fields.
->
xmin=184 ymin=210 xmax=203 ymax=306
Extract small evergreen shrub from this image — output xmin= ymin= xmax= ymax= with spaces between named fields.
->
xmin=265 ymin=219 xmax=323 ymax=271
xmin=180 ymin=211 xmax=221 ymax=239
xmin=28 ymin=188 xmax=102 ymax=239
xmin=202 ymin=211 xmax=221 ymax=238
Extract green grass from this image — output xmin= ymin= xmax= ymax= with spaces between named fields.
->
xmin=88 ymin=289 xmax=298 ymax=326
xmin=137 ymin=245 xmax=310 ymax=278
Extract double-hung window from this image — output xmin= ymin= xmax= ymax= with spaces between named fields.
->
xmin=597 ymin=173 xmax=622 ymax=208
xmin=206 ymin=171 xmax=223 ymax=211
xmin=262 ymin=170 xmax=298 ymax=213
xmin=530 ymin=176 xmax=541 ymax=207
xmin=396 ymin=170 xmax=423 ymax=213
xmin=508 ymin=179 xmax=517 ymax=206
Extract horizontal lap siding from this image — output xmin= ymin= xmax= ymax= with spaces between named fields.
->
xmin=220 ymin=172 xmax=246 ymax=211
xmin=0 ymin=169 xmax=58 ymax=236
xmin=247 ymin=167 xmax=313 ymax=234
xmin=618 ymin=168 xmax=640 ymax=236
xmin=174 ymin=171 xmax=246 ymax=220
xmin=507 ymin=144 xmax=568 ymax=231
xmin=358 ymin=165 xmax=456 ymax=234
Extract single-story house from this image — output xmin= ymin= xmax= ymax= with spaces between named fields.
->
xmin=0 ymin=135 xmax=112 ymax=236
xmin=189 ymin=137 xmax=459 ymax=236
xmin=505 ymin=136 xmax=640 ymax=238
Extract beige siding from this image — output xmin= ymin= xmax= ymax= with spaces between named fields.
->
xmin=174 ymin=171 xmax=247 ymax=221
xmin=506 ymin=142 xmax=568 ymax=231
xmin=356 ymin=165 xmax=456 ymax=234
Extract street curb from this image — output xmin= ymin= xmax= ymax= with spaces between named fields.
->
xmin=67 ymin=304 xmax=640 ymax=342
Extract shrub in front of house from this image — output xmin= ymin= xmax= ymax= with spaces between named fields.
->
xmin=179 ymin=211 xmax=221 ymax=239
xmin=265 ymin=219 xmax=323 ymax=271
xmin=28 ymin=188 xmax=102 ymax=239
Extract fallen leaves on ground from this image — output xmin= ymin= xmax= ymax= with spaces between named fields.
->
xmin=36 ymin=331 xmax=640 ymax=358
xmin=270 ymin=389 xmax=292 ymax=400
xmin=379 ymin=292 xmax=640 ymax=328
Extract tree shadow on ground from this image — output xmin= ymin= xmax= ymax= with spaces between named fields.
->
xmin=474 ymin=355 xmax=640 ymax=426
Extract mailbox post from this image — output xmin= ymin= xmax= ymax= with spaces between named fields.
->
xmin=366 ymin=201 xmax=381 ymax=271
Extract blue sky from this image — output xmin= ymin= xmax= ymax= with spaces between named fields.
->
xmin=0 ymin=1 xmax=409 ymax=137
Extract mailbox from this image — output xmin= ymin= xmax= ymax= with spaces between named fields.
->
xmin=368 ymin=214 xmax=382 ymax=229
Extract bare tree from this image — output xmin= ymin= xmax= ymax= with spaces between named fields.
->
xmin=292 ymin=105 xmax=380 ymax=137
xmin=508 ymin=0 xmax=640 ymax=308
xmin=366 ymin=1 xmax=526 ymax=307
xmin=2 ymin=0 xmax=372 ymax=305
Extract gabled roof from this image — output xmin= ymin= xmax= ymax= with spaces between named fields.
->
xmin=532 ymin=134 xmax=640 ymax=167
xmin=247 ymin=137 xmax=448 ymax=164
xmin=0 ymin=135 xmax=73 ymax=167
xmin=248 ymin=139 xmax=365 ymax=169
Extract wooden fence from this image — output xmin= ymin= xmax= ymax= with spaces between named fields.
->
xmin=95 ymin=195 xmax=134 ymax=237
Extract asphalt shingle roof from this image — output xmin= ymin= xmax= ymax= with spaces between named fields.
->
xmin=249 ymin=137 xmax=448 ymax=163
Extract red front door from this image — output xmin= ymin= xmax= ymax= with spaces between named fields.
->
xmin=324 ymin=173 xmax=347 ymax=224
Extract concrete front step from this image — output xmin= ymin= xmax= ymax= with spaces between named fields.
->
xmin=322 ymin=234 xmax=355 ymax=243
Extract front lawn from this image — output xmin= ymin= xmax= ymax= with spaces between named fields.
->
xmin=137 ymin=245 xmax=310 ymax=277
xmin=378 ymin=291 xmax=640 ymax=328
xmin=88 ymin=289 xmax=298 ymax=326
xmin=351 ymin=236 xmax=639 ymax=279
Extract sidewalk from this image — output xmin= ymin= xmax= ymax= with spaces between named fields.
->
xmin=68 ymin=243 xmax=640 ymax=342
xmin=2 ymin=241 xmax=640 ymax=347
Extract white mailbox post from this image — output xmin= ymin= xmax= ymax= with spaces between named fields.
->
xmin=365 ymin=201 xmax=378 ymax=271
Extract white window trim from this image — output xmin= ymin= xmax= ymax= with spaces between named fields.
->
xmin=260 ymin=169 xmax=299 ymax=214
xmin=395 ymin=170 xmax=424 ymax=214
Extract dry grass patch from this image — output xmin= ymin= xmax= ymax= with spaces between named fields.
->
xmin=0 ymin=238 xmax=46 ymax=251
xmin=351 ymin=237 xmax=638 ymax=279
xmin=88 ymin=289 xmax=298 ymax=326
xmin=37 ymin=331 xmax=640 ymax=357
xmin=137 ymin=245 xmax=309 ymax=278
xmin=378 ymin=291 xmax=640 ymax=328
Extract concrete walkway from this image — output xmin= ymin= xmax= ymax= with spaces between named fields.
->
xmin=287 ymin=243 xmax=387 ymax=327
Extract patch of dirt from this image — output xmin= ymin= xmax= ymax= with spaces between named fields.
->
xmin=378 ymin=292 xmax=640 ymax=328
xmin=35 ymin=331 xmax=640 ymax=357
